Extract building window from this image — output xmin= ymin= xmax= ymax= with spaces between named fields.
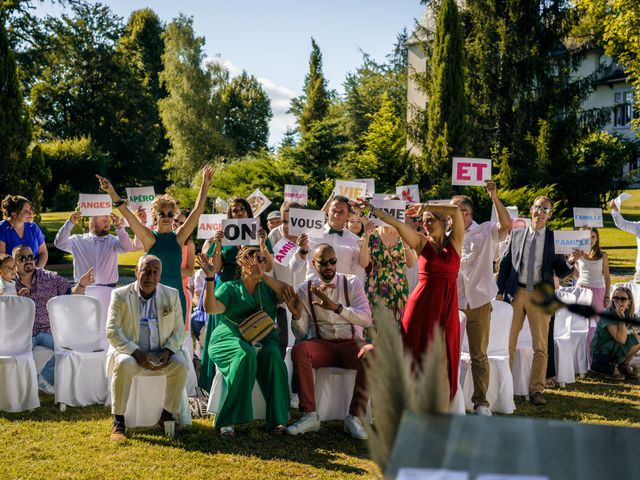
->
xmin=613 ymin=91 xmax=634 ymax=127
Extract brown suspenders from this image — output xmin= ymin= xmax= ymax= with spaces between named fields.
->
xmin=307 ymin=275 xmax=355 ymax=340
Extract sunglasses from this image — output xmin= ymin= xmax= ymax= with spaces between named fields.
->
xmin=613 ymin=296 xmax=630 ymax=302
xmin=247 ymin=251 xmax=267 ymax=263
xmin=315 ymin=257 xmax=338 ymax=267
xmin=532 ymin=205 xmax=552 ymax=214
xmin=18 ymin=254 xmax=35 ymax=262
xmin=158 ymin=211 xmax=176 ymax=219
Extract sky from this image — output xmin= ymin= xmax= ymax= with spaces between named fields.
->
xmin=34 ymin=1 xmax=426 ymax=146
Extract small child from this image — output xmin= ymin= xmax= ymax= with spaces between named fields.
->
xmin=0 ymin=254 xmax=18 ymax=295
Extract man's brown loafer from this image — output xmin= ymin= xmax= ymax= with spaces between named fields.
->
xmin=531 ymin=392 xmax=547 ymax=406
xmin=110 ymin=424 xmax=127 ymax=442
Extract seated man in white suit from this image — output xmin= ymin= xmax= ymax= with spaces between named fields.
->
xmin=107 ymin=254 xmax=188 ymax=441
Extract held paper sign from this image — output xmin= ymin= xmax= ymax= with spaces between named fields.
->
xmin=126 ymin=186 xmax=156 ymax=209
xmin=553 ymin=230 xmax=591 ymax=254
xmin=288 ymin=208 xmax=325 ymax=238
xmin=272 ymin=238 xmax=298 ymax=266
xmin=284 ymin=185 xmax=308 ymax=205
xmin=333 ymin=180 xmax=367 ymax=200
xmin=573 ymin=207 xmax=603 ymax=228
xmin=247 ymin=188 xmax=272 ymax=217
xmin=369 ymin=199 xmax=407 ymax=226
xmin=452 ymin=157 xmax=491 ymax=186
xmin=354 ymin=178 xmax=375 ymax=198
xmin=614 ymin=192 xmax=632 ymax=210
xmin=197 ymin=214 xmax=226 ymax=239
xmin=78 ymin=194 xmax=112 ymax=217
xmin=221 ymin=218 xmax=259 ymax=246
xmin=396 ymin=185 xmax=420 ymax=204
xmin=491 ymin=206 xmax=518 ymax=222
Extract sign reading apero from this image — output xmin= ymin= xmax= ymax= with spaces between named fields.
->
xmin=221 ymin=218 xmax=260 ymax=246
xmin=78 ymin=194 xmax=112 ymax=217
xmin=288 ymin=208 xmax=325 ymax=238
xmin=451 ymin=157 xmax=491 ymax=186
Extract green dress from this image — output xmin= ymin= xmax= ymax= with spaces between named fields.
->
xmin=590 ymin=309 xmax=639 ymax=364
xmin=210 ymin=279 xmax=289 ymax=429
xmin=149 ymin=231 xmax=187 ymax=322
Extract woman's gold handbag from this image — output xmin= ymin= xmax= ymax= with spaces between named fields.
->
xmin=237 ymin=286 xmax=275 ymax=344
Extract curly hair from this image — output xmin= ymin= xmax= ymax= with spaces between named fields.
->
xmin=1 ymin=195 xmax=30 ymax=220
xmin=150 ymin=195 xmax=179 ymax=223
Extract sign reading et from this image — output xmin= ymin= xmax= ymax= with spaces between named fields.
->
xmin=451 ymin=157 xmax=492 ymax=186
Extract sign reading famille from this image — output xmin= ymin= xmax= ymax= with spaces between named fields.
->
xmin=272 ymin=238 xmax=298 ymax=266
xmin=553 ymin=230 xmax=591 ymax=254
xmin=451 ymin=157 xmax=492 ymax=186
xmin=78 ymin=194 xmax=112 ymax=217
xmin=368 ymin=199 xmax=407 ymax=226
xmin=333 ymin=180 xmax=367 ymax=200
xmin=284 ymin=185 xmax=308 ymax=206
xmin=221 ymin=218 xmax=260 ymax=246
xmin=247 ymin=188 xmax=272 ymax=217
xmin=354 ymin=178 xmax=375 ymax=198
xmin=396 ymin=185 xmax=420 ymax=204
xmin=288 ymin=208 xmax=325 ymax=238
xmin=573 ymin=207 xmax=604 ymax=228
xmin=197 ymin=214 xmax=226 ymax=239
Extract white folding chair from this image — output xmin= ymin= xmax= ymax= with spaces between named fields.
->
xmin=559 ymin=286 xmax=593 ymax=376
xmin=449 ymin=311 xmax=466 ymax=415
xmin=553 ymin=290 xmax=577 ymax=387
xmin=84 ymin=285 xmax=113 ymax=348
xmin=47 ymin=295 xmax=109 ymax=410
xmin=0 ymin=297 xmax=40 ymax=412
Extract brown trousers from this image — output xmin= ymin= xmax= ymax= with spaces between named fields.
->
xmin=464 ymin=302 xmax=492 ymax=408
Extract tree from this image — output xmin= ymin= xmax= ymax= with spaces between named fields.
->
xmin=297 ymin=38 xmax=331 ymax=135
xmin=221 ymin=71 xmax=272 ymax=156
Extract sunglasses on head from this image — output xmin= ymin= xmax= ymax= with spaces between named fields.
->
xmin=18 ymin=254 xmax=35 ymax=262
xmin=158 ymin=211 xmax=176 ymax=219
xmin=613 ymin=296 xmax=629 ymax=302
xmin=315 ymin=257 xmax=338 ymax=267
xmin=533 ymin=205 xmax=552 ymax=214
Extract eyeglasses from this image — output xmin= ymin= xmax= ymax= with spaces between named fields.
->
xmin=315 ymin=257 xmax=338 ymax=267
xmin=613 ymin=296 xmax=630 ymax=302
xmin=532 ymin=205 xmax=552 ymax=214
xmin=18 ymin=254 xmax=35 ymax=262
xmin=247 ymin=250 xmax=267 ymax=263
xmin=158 ymin=211 xmax=176 ymax=219
xmin=231 ymin=207 xmax=246 ymax=214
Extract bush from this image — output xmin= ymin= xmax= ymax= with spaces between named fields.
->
xmin=51 ymin=182 xmax=80 ymax=212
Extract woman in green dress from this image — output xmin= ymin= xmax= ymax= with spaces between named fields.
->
xmin=199 ymin=246 xmax=292 ymax=437
xmin=590 ymin=286 xmax=640 ymax=380
xmin=97 ymin=166 xmax=213 ymax=322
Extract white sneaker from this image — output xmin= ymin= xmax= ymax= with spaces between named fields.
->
xmin=284 ymin=412 xmax=321 ymax=435
xmin=474 ymin=405 xmax=492 ymax=416
xmin=344 ymin=414 xmax=368 ymax=440
xmin=37 ymin=374 xmax=55 ymax=395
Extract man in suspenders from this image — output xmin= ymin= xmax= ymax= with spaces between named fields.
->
xmin=283 ymin=243 xmax=373 ymax=439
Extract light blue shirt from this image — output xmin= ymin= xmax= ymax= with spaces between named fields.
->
xmin=137 ymin=287 xmax=160 ymax=353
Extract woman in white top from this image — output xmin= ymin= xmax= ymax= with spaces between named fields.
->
xmin=574 ymin=227 xmax=610 ymax=311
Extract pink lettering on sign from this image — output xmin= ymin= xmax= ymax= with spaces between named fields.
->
xmin=275 ymin=242 xmax=295 ymax=263
xmin=456 ymin=162 xmax=489 ymax=181
xmin=199 ymin=223 xmax=222 ymax=231
xmin=80 ymin=202 xmax=111 ymax=209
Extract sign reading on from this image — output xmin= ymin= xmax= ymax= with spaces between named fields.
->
xmin=573 ymin=208 xmax=604 ymax=228
xmin=78 ymin=194 xmax=112 ymax=217
xmin=197 ymin=214 xmax=226 ymax=239
xmin=247 ymin=188 xmax=272 ymax=217
xmin=368 ymin=199 xmax=407 ymax=226
xmin=284 ymin=185 xmax=308 ymax=206
xmin=553 ymin=230 xmax=591 ymax=254
xmin=451 ymin=157 xmax=492 ymax=186
xmin=288 ymin=208 xmax=325 ymax=238
xmin=221 ymin=218 xmax=260 ymax=246
xmin=354 ymin=178 xmax=375 ymax=198
xmin=396 ymin=185 xmax=420 ymax=204
xmin=272 ymin=238 xmax=298 ymax=266
xmin=333 ymin=180 xmax=367 ymax=200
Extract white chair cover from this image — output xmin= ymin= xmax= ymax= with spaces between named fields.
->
xmin=206 ymin=369 xmax=268 ymax=420
xmin=559 ymin=286 xmax=593 ymax=375
xmin=182 ymin=333 xmax=197 ymax=397
xmin=512 ymin=317 xmax=533 ymax=397
xmin=553 ymin=290 xmax=577 ymax=386
xmin=314 ymin=367 xmax=373 ymax=421
xmin=84 ymin=285 xmax=113 ymax=348
xmin=33 ymin=346 xmax=54 ymax=374
xmin=0 ymin=296 xmax=40 ymax=412
xmin=48 ymin=295 xmax=109 ymax=407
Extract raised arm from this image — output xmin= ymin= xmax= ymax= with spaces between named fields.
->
xmin=425 ymin=203 xmax=464 ymax=254
xmin=197 ymin=253 xmax=226 ymax=314
xmin=372 ymin=204 xmax=427 ymax=253
xmin=176 ymin=165 xmax=214 ymax=246
xmin=487 ymin=181 xmax=512 ymax=240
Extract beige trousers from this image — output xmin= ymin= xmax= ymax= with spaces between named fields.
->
xmin=464 ymin=302 xmax=492 ymax=408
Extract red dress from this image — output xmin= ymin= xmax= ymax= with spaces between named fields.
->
xmin=401 ymin=241 xmax=461 ymax=400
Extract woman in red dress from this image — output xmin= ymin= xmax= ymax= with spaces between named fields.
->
xmin=371 ymin=202 xmax=464 ymax=400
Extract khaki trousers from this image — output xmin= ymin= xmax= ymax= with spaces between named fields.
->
xmin=111 ymin=351 xmax=189 ymax=416
xmin=464 ymin=303 xmax=492 ymax=408
xmin=508 ymin=287 xmax=551 ymax=394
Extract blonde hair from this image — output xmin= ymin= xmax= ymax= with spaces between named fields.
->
xmin=612 ymin=286 xmax=635 ymax=319
xmin=150 ymin=195 xmax=179 ymax=223
xmin=0 ymin=253 xmax=14 ymax=268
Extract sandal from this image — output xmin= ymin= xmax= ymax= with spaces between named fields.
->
xmin=220 ymin=426 xmax=235 ymax=438
xmin=545 ymin=378 xmax=557 ymax=389
xmin=270 ymin=425 xmax=286 ymax=436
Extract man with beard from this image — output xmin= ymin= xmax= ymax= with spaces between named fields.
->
xmin=55 ymin=212 xmax=132 ymax=335
xmin=283 ymin=243 xmax=373 ymax=440
xmin=14 ymin=245 xmax=94 ymax=394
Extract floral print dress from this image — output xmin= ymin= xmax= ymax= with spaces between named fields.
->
xmin=365 ymin=229 xmax=410 ymax=326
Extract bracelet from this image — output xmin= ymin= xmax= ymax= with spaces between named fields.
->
xmin=299 ymin=249 xmax=308 ymax=255
xmin=112 ymin=198 xmax=126 ymax=208
xmin=205 ymin=277 xmax=215 ymax=282
xmin=78 ymin=283 xmax=87 ymax=288
xmin=213 ymin=250 xmax=222 ymax=256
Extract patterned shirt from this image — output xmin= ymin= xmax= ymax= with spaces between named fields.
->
xmin=16 ymin=269 xmax=71 ymax=335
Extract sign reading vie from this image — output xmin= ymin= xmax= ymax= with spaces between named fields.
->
xmin=78 ymin=194 xmax=112 ymax=217
xmin=288 ymin=208 xmax=325 ymax=238
xmin=221 ymin=218 xmax=259 ymax=246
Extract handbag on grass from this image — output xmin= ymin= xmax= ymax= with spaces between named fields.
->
xmin=236 ymin=285 xmax=275 ymax=345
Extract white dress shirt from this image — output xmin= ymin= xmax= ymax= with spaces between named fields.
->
xmin=517 ymin=226 xmax=546 ymax=285
xmin=458 ymin=221 xmax=500 ymax=309
xmin=267 ymin=225 xmax=307 ymax=293
xmin=611 ymin=210 xmax=640 ymax=277
xmin=54 ymin=220 xmax=133 ymax=284
xmin=293 ymin=273 xmax=372 ymax=341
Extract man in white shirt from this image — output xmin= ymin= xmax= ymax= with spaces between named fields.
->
xmin=451 ymin=181 xmax=511 ymax=415
xmin=283 ymin=244 xmax=373 ymax=440
xmin=609 ymin=199 xmax=640 ymax=281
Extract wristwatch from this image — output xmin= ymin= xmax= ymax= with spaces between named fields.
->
xmin=113 ymin=198 xmax=126 ymax=208
xmin=334 ymin=303 xmax=343 ymax=315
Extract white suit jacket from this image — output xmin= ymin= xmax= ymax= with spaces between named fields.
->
xmin=106 ymin=282 xmax=185 ymax=374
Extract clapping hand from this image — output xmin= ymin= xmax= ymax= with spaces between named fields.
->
xmin=309 ymin=284 xmax=339 ymax=311
xmin=246 ymin=256 xmax=264 ymax=280
xmin=296 ymin=233 xmax=309 ymax=253
xmin=69 ymin=211 xmax=82 ymax=224
xmin=283 ymin=287 xmax=302 ymax=318
xmin=196 ymin=253 xmax=219 ymax=277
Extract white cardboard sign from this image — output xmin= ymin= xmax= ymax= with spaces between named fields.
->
xmin=197 ymin=214 xmax=226 ymax=239
xmin=396 ymin=185 xmax=420 ymax=204
xmin=553 ymin=230 xmax=591 ymax=254
xmin=614 ymin=192 xmax=632 ymax=210
xmin=272 ymin=238 xmax=298 ymax=266
xmin=125 ymin=186 xmax=156 ymax=209
xmin=288 ymin=208 xmax=325 ymax=238
xmin=247 ymin=188 xmax=272 ymax=217
xmin=78 ymin=194 xmax=112 ymax=217
xmin=452 ymin=157 xmax=492 ymax=186
xmin=333 ymin=180 xmax=367 ymax=200
xmin=284 ymin=185 xmax=308 ymax=206
xmin=354 ymin=178 xmax=375 ymax=198
xmin=573 ymin=207 xmax=604 ymax=228
xmin=491 ymin=206 xmax=519 ymax=222
xmin=221 ymin=218 xmax=260 ymax=246
xmin=368 ymin=199 xmax=407 ymax=226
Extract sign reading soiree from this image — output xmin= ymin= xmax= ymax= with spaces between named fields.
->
xmin=221 ymin=218 xmax=260 ymax=246
xmin=247 ymin=188 xmax=272 ymax=217
xmin=333 ymin=180 xmax=367 ymax=200
xmin=284 ymin=185 xmax=308 ymax=206
xmin=78 ymin=194 xmax=112 ymax=217
xmin=451 ymin=157 xmax=492 ymax=186
xmin=197 ymin=214 xmax=226 ymax=239
xmin=396 ymin=185 xmax=420 ymax=204
xmin=368 ymin=199 xmax=407 ymax=226
xmin=272 ymin=238 xmax=298 ymax=266
xmin=553 ymin=230 xmax=591 ymax=254
xmin=288 ymin=208 xmax=325 ymax=238
xmin=354 ymin=178 xmax=375 ymax=198
xmin=573 ymin=208 xmax=604 ymax=228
